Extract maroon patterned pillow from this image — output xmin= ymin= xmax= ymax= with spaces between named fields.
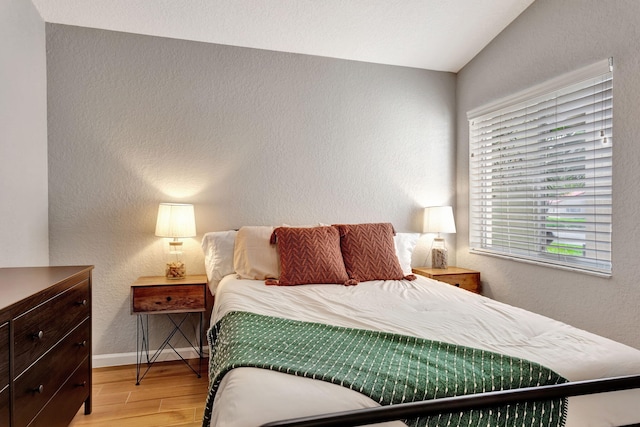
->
xmin=334 ymin=222 xmax=416 ymax=283
xmin=266 ymin=226 xmax=353 ymax=286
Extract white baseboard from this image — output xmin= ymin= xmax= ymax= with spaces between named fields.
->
xmin=93 ymin=347 xmax=209 ymax=368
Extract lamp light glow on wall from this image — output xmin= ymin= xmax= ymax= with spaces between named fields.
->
xmin=155 ymin=203 xmax=196 ymax=279
xmin=423 ymin=206 xmax=456 ymax=269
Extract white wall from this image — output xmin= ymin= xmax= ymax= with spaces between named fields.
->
xmin=0 ymin=0 xmax=49 ymax=267
xmin=46 ymin=25 xmax=456 ymax=358
xmin=456 ymin=0 xmax=640 ymax=349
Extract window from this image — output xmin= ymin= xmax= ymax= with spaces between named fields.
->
xmin=468 ymin=59 xmax=613 ymax=276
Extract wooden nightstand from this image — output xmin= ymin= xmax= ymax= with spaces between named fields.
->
xmin=412 ymin=267 xmax=481 ymax=294
xmin=131 ymin=274 xmax=209 ymax=384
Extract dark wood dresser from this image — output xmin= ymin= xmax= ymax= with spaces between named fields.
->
xmin=0 ymin=266 xmax=93 ymax=427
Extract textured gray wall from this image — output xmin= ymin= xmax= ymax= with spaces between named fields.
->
xmin=457 ymin=0 xmax=640 ymax=348
xmin=0 ymin=0 xmax=49 ymax=267
xmin=46 ymin=24 xmax=456 ymax=358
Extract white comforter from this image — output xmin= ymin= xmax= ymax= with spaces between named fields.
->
xmin=208 ymin=274 xmax=640 ymax=427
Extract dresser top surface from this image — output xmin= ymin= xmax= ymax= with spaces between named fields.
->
xmin=0 ymin=266 xmax=94 ymax=312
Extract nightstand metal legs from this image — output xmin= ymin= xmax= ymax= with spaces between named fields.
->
xmin=135 ymin=312 xmax=204 ymax=385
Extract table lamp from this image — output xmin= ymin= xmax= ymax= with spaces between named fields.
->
xmin=423 ymin=206 xmax=456 ymax=269
xmin=155 ymin=203 xmax=196 ymax=279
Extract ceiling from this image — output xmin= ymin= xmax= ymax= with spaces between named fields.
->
xmin=31 ymin=0 xmax=534 ymax=73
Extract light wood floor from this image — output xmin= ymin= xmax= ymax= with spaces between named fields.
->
xmin=69 ymin=359 xmax=209 ymax=427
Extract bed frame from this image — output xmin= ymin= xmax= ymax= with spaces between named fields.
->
xmin=261 ymin=374 xmax=640 ymax=427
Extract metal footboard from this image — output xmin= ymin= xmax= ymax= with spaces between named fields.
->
xmin=261 ymin=374 xmax=640 ymax=427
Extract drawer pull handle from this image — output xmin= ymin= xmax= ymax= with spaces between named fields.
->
xmin=77 ymin=340 xmax=87 ymax=347
xmin=75 ymin=381 xmax=87 ymax=388
xmin=166 ymin=296 xmax=172 ymax=302
xmin=32 ymin=330 xmax=44 ymax=340
xmin=33 ymin=384 xmax=44 ymax=394
xmin=76 ymin=299 xmax=88 ymax=306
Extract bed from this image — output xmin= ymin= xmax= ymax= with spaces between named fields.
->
xmin=201 ymin=225 xmax=640 ymax=427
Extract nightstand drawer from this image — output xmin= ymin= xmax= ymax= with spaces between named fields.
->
xmin=132 ymin=284 xmax=205 ymax=314
xmin=412 ymin=267 xmax=481 ymax=294
xmin=436 ymin=274 xmax=479 ymax=292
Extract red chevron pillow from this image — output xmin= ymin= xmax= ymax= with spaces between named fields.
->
xmin=334 ymin=222 xmax=415 ymax=283
xmin=266 ymin=226 xmax=352 ymax=286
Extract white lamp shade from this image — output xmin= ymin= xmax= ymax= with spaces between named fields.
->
xmin=155 ymin=203 xmax=196 ymax=238
xmin=423 ymin=206 xmax=456 ymax=234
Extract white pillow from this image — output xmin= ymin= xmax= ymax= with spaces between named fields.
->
xmin=233 ymin=226 xmax=280 ymax=280
xmin=394 ymin=233 xmax=420 ymax=275
xmin=201 ymin=230 xmax=237 ymax=283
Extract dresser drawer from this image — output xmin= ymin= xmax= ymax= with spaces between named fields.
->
xmin=132 ymin=284 xmax=206 ymax=314
xmin=28 ymin=356 xmax=90 ymax=427
xmin=0 ymin=322 xmax=8 ymax=426
xmin=14 ymin=318 xmax=90 ymax=427
xmin=0 ymin=386 xmax=8 ymax=427
xmin=0 ymin=266 xmax=93 ymax=427
xmin=0 ymin=322 xmax=8 ymax=386
xmin=13 ymin=279 xmax=90 ymax=375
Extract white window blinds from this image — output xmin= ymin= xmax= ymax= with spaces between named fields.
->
xmin=468 ymin=59 xmax=613 ymax=276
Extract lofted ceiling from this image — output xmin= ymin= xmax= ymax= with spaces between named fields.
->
xmin=31 ymin=0 xmax=534 ymax=73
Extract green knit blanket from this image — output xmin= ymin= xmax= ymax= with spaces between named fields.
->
xmin=203 ymin=311 xmax=567 ymax=427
